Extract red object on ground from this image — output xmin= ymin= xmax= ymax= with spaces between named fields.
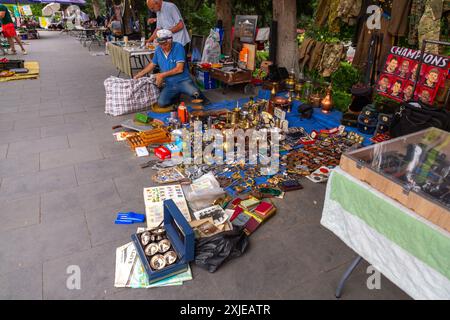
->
xmin=154 ymin=146 xmax=171 ymax=160
xmin=319 ymin=167 xmax=330 ymax=174
xmin=2 ymin=23 xmax=17 ymax=38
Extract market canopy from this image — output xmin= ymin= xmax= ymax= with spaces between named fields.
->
xmin=42 ymin=2 xmax=60 ymax=16
xmin=0 ymin=0 xmax=41 ymax=4
xmin=0 ymin=0 xmax=85 ymax=4
xmin=38 ymin=0 xmax=85 ymax=4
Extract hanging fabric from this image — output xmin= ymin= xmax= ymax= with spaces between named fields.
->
xmin=319 ymin=43 xmax=344 ymax=77
xmin=388 ymin=0 xmax=413 ymax=36
xmin=315 ymin=0 xmax=331 ymax=27
xmin=308 ymin=41 xmax=326 ymax=71
xmin=328 ymin=0 xmax=341 ymax=33
xmin=298 ymin=38 xmax=316 ymax=72
xmin=337 ymin=0 xmax=363 ymax=25
xmin=353 ymin=16 xmax=394 ymax=73
xmin=408 ymin=0 xmax=426 ymax=45
xmin=418 ymin=0 xmax=444 ymax=54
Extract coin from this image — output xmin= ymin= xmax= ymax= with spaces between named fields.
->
xmin=150 ymin=254 xmax=166 ymax=270
xmin=164 ymin=251 xmax=177 ymax=265
xmin=152 ymin=228 xmax=166 ymax=236
xmin=144 ymin=243 xmax=159 ymax=256
xmin=141 ymin=231 xmax=151 ymax=246
xmin=158 ymin=239 xmax=171 ymax=253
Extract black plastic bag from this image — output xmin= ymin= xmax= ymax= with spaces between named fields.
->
xmin=390 ymin=101 xmax=450 ymax=138
xmin=194 ymin=230 xmax=249 ymax=273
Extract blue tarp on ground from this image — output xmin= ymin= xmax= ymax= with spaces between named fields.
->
xmin=146 ymin=88 xmax=373 ymax=146
xmin=145 ymin=88 xmax=373 ymax=196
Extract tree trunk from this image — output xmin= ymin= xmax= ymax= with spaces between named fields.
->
xmin=216 ymin=0 xmax=232 ymax=55
xmin=272 ymin=0 xmax=298 ymax=73
xmin=92 ymin=0 xmax=101 ymax=18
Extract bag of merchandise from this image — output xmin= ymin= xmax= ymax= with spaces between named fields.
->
xmin=390 ymin=101 xmax=450 ymax=138
xmin=201 ymin=29 xmax=221 ymax=64
xmin=104 ymin=75 xmax=159 ymax=116
xmin=182 ymin=172 xmax=225 ymax=211
xmin=195 ymin=230 xmax=249 ymax=273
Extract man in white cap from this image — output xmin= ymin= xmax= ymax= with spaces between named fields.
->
xmin=134 ymin=29 xmax=202 ymax=109
xmin=146 ymin=0 xmax=190 ymax=48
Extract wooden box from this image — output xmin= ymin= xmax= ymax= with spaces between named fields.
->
xmin=340 ymin=127 xmax=450 ymax=232
xmin=210 ymin=67 xmax=252 ymax=85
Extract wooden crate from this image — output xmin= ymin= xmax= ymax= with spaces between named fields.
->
xmin=210 ymin=68 xmax=252 ymax=85
xmin=340 ymin=127 xmax=450 ymax=232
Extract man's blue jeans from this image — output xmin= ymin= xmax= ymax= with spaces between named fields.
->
xmin=158 ymin=79 xmax=202 ymax=107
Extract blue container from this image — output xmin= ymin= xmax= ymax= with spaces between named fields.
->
xmin=196 ymin=69 xmax=217 ymax=90
xmin=131 ymin=199 xmax=195 ymax=284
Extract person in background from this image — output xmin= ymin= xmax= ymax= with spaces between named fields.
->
xmin=134 ymin=29 xmax=203 ymax=109
xmin=147 ymin=9 xmax=157 ymax=36
xmin=145 ymin=0 xmax=190 ymax=50
xmin=0 ymin=4 xmax=27 ymax=55
xmin=108 ymin=16 xmax=123 ymax=40
xmin=96 ymin=14 xmax=106 ymax=28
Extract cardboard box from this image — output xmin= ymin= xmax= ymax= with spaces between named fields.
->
xmin=131 ymin=199 xmax=195 ymax=284
xmin=340 ymin=127 xmax=450 ymax=232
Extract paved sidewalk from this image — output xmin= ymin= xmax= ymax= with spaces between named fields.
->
xmin=0 ymin=32 xmax=409 ymax=300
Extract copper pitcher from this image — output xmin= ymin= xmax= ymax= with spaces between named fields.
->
xmin=321 ymin=86 xmax=333 ymax=114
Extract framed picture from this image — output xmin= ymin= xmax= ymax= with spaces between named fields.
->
xmin=234 ymin=15 xmax=258 ymax=43
xmin=190 ymin=34 xmax=206 ymax=63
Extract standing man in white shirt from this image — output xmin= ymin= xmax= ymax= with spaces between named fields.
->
xmin=146 ymin=0 xmax=190 ymax=48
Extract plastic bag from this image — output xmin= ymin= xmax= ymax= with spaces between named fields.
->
xmin=201 ymin=29 xmax=221 ymax=63
xmin=185 ymin=172 xmax=223 ymax=198
xmin=195 ymin=230 xmax=249 ymax=273
xmin=183 ymin=172 xmax=225 ymax=211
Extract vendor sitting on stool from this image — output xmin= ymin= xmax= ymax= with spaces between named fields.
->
xmin=134 ymin=29 xmax=204 ymax=110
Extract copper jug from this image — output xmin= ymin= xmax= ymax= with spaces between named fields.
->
xmin=321 ymin=86 xmax=333 ymax=114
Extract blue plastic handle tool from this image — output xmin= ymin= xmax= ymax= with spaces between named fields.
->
xmin=114 ymin=219 xmax=134 ymax=224
xmin=116 ymin=212 xmax=146 ymax=222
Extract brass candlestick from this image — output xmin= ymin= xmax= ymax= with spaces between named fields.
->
xmin=294 ymin=82 xmax=304 ymax=100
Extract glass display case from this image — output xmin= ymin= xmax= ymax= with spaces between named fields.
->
xmin=340 ymin=127 xmax=450 ymax=232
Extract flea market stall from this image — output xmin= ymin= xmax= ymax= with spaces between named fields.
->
xmin=101 ymin=0 xmax=450 ymax=297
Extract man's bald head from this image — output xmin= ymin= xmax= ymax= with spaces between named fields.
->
xmin=147 ymin=0 xmax=162 ymax=11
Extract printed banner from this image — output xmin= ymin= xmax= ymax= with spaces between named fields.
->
xmin=12 ymin=5 xmax=20 ymax=18
xmin=377 ymin=46 xmax=450 ymax=105
xmin=39 ymin=17 xmax=51 ymax=29
xmin=20 ymin=5 xmax=33 ymax=16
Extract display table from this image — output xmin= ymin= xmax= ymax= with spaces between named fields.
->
xmin=107 ymin=42 xmax=154 ymax=78
xmin=321 ymin=167 xmax=450 ymax=299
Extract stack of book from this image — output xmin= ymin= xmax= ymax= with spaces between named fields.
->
xmin=230 ymin=201 xmax=277 ymax=236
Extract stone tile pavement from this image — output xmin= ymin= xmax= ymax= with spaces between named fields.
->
xmin=0 ymin=32 xmax=410 ymax=300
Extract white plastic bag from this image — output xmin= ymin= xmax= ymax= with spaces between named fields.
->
xmin=201 ymin=29 xmax=221 ymax=63
xmin=183 ymin=172 xmax=225 ymax=211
